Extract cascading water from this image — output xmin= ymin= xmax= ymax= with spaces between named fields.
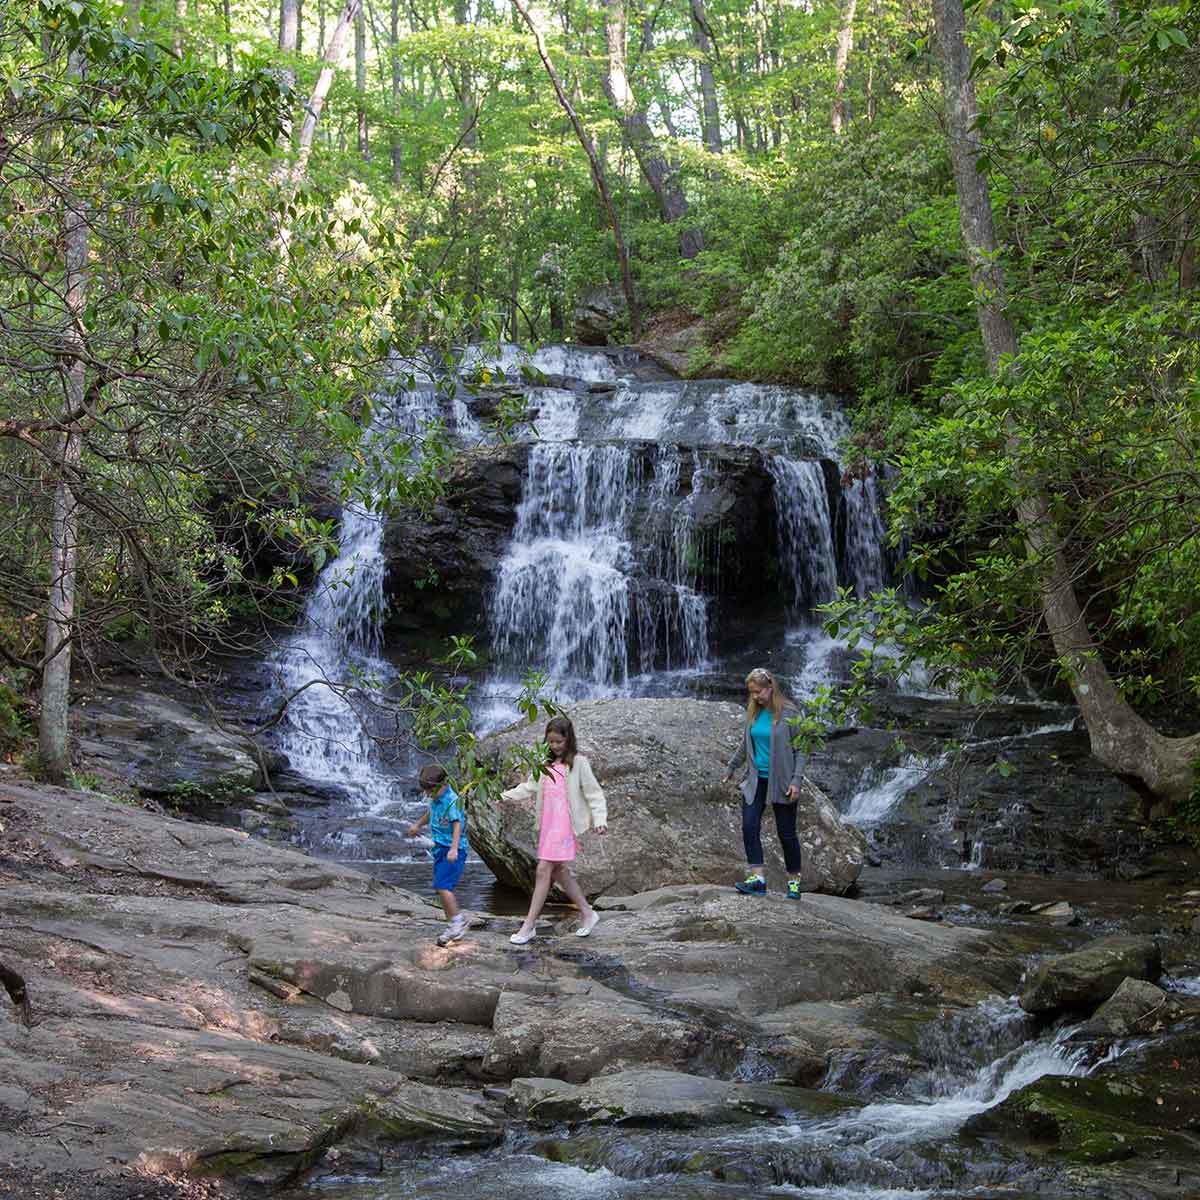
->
xmin=269 ymin=381 xmax=453 ymax=820
xmin=289 ymin=997 xmax=1122 ymax=1200
xmin=767 ymin=456 xmax=839 ymax=611
xmin=472 ymin=349 xmax=891 ymax=725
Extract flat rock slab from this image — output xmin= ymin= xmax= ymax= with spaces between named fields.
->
xmin=0 ymin=777 xmax=1014 ymax=1195
xmin=509 ymin=1067 xmax=851 ymax=1126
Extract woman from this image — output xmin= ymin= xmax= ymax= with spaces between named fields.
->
xmin=723 ymin=667 xmax=805 ymax=899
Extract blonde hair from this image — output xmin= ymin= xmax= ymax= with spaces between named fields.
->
xmin=744 ymin=668 xmax=792 ymax=725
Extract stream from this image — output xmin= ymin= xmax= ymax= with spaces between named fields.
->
xmin=250 ymin=345 xmax=1198 ymax=1199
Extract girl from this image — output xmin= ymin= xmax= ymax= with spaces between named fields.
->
xmin=723 ymin=667 xmax=805 ymax=899
xmin=502 ymin=715 xmax=608 ymax=944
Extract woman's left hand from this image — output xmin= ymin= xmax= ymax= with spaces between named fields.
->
xmin=785 ymin=784 xmax=800 ymax=801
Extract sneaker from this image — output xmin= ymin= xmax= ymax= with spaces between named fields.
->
xmin=509 ymin=926 xmax=537 ymax=945
xmin=734 ymin=873 xmax=767 ymax=895
xmin=436 ymin=915 xmax=468 ymax=947
xmin=787 ymin=879 xmax=802 ymax=901
xmin=575 ymin=910 xmax=600 ymax=938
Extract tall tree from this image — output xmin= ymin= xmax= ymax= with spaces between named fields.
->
xmin=389 ymin=0 xmax=402 ymax=183
xmin=279 ymin=0 xmax=299 ymax=91
xmin=831 ymin=0 xmax=856 ymax=134
xmin=355 ymin=0 xmax=368 ymax=157
xmin=932 ymin=0 xmax=1200 ymax=804
xmin=39 ymin=52 xmax=88 ymax=784
xmin=690 ymin=0 xmax=722 ymax=154
xmin=602 ymin=0 xmax=703 ymax=260
xmin=511 ymin=0 xmax=638 ymax=333
xmin=293 ymin=0 xmax=362 ymax=178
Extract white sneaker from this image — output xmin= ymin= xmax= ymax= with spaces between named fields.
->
xmin=575 ymin=910 xmax=600 ymax=938
xmin=509 ymin=926 xmax=537 ymax=945
xmin=437 ymin=914 xmax=468 ymax=946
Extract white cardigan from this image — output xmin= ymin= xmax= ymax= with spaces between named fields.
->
xmin=501 ymin=754 xmax=608 ymax=836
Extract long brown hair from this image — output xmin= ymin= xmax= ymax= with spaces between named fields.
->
xmin=544 ymin=716 xmax=578 ymax=767
xmin=744 ymin=668 xmax=793 ymax=725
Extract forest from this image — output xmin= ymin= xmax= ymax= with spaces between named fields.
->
xmin=1 ymin=0 xmax=1199 ymax=817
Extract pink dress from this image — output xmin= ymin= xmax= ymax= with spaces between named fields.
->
xmin=537 ymin=762 xmax=578 ymax=861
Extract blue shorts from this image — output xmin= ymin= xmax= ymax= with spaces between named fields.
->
xmin=432 ymin=845 xmax=466 ymax=892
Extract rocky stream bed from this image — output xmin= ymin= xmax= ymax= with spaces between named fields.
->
xmin=3 ymin=742 xmax=1199 ymax=1200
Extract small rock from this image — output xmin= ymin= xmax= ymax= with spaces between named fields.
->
xmin=1030 ymin=900 xmax=1077 ymax=924
xmin=981 ymin=878 xmax=1008 ymax=893
xmin=999 ymin=900 xmax=1032 ymax=915
xmin=903 ymin=906 xmax=941 ymax=921
xmin=892 ymin=888 xmax=945 ymax=906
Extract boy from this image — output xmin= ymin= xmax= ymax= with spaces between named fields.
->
xmin=406 ymin=764 xmax=469 ymax=946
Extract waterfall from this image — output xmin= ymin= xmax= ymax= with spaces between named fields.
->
xmin=469 ymin=351 xmax=892 ymax=723
xmin=767 ymin=456 xmax=839 ymax=610
xmin=270 ymin=382 xmax=449 ymax=814
xmin=487 ymin=441 xmax=711 ymax=697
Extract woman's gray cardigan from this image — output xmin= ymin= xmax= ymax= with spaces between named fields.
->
xmin=726 ymin=705 xmax=806 ymax=806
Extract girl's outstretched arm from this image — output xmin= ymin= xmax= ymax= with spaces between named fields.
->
xmin=501 ymin=777 xmax=539 ymax=805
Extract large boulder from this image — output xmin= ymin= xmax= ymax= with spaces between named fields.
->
xmin=470 ymin=698 xmax=866 ymax=898
xmin=1019 ymin=935 xmax=1163 ymax=1016
xmin=572 ymin=285 xmax=626 ymax=345
xmin=73 ymin=686 xmax=263 ymax=803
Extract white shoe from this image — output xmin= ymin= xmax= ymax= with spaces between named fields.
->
xmin=509 ymin=926 xmax=537 ymax=945
xmin=575 ymin=910 xmax=600 ymax=937
xmin=437 ymin=915 xmax=468 ymax=947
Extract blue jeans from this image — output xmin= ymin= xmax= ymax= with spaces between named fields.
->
xmin=743 ymin=777 xmax=803 ymax=873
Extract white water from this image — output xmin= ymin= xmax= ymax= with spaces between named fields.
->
xmin=479 ymin=365 xmax=891 ymax=727
xmin=844 ymin=755 xmax=947 ymax=826
xmin=270 ymin=385 xmax=454 ymax=821
xmin=1166 ymin=973 xmax=1200 ymax=996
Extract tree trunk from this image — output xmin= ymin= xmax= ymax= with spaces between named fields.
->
xmin=355 ymin=0 xmax=369 ymax=158
xmin=690 ymin=0 xmax=722 ymax=154
xmin=278 ymin=0 xmax=299 ymax=140
xmin=279 ymin=0 xmax=299 ymax=91
xmin=390 ymin=0 xmax=403 ymax=183
xmin=174 ymin=0 xmax=187 ymax=55
xmin=512 ymin=0 xmax=638 ymax=335
xmin=453 ymin=0 xmax=481 ymax=301
xmin=293 ymin=0 xmax=361 ymax=178
xmin=933 ymin=0 xmax=1200 ymax=805
xmin=40 ymin=53 xmax=88 ymax=787
xmin=221 ymin=0 xmax=233 ymax=70
xmin=831 ymin=0 xmax=856 ymax=134
xmin=603 ymin=0 xmax=703 ymax=260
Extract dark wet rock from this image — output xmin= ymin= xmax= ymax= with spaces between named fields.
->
xmin=73 ymin=687 xmax=263 ymax=803
xmin=1020 ymin=935 xmax=1163 ymax=1016
xmin=382 ymin=442 xmax=529 ymax=634
xmin=572 ymin=285 xmax=626 ymax=345
xmin=963 ymin=1019 xmax=1200 ymax=1177
xmin=865 ymin=728 xmax=1156 ymax=879
xmin=379 ymin=440 xmax=790 ymax=638
xmin=472 ymin=698 xmax=866 ymax=898
xmin=1081 ymin=978 xmax=1169 ymax=1037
